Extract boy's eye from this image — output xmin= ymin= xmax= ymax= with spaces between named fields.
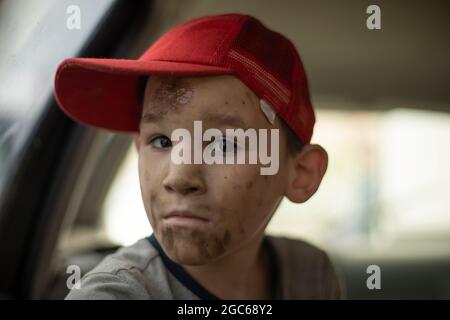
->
xmin=148 ymin=135 xmax=172 ymax=149
xmin=212 ymin=136 xmax=238 ymax=154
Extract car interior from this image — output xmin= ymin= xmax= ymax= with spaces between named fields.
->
xmin=0 ymin=0 xmax=449 ymax=299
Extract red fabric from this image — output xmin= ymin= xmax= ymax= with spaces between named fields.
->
xmin=54 ymin=13 xmax=315 ymax=143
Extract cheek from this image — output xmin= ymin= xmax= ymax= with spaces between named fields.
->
xmin=138 ymin=151 xmax=167 ymax=220
xmin=138 ymin=155 xmax=152 ymax=196
xmin=138 ymin=149 xmax=167 ymax=187
xmin=214 ymin=165 xmax=278 ymax=237
xmin=242 ymin=175 xmax=277 ymax=219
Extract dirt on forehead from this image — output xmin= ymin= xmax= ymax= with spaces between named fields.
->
xmin=146 ymin=76 xmax=194 ymax=115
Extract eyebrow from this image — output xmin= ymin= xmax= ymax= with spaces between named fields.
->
xmin=204 ymin=112 xmax=248 ymax=128
xmin=140 ymin=111 xmax=164 ymax=124
xmin=140 ymin=110 xmax=248 ymax=128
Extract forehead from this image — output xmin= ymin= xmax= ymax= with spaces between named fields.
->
xmin=140 ymin=74 xmax=269 ymax=128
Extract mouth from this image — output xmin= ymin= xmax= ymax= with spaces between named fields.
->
xmin=163 ymin=210 xmax=211 ymax=227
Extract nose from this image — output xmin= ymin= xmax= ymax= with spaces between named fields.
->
xmin=162 ymin=163 xmax=206 ymax=196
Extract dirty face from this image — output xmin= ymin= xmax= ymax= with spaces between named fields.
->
xmin=137 ymin=74 xmax=292 ymax=265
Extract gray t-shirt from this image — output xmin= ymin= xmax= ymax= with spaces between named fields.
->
xmin=65 ymin=234 xmax=342 ymax=300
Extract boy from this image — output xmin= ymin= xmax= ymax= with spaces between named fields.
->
xmin=55 ymin=13 xmax=342 ymax=299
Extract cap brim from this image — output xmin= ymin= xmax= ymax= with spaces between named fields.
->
xmin=54 ymin=58 xmax=233 ymax=133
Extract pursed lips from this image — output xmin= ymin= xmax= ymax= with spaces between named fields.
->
xmin=163 ymin=210 xmax=211 ymax=223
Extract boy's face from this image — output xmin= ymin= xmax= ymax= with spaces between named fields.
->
xmin=136 ymin=75 xmax=292 ymax=265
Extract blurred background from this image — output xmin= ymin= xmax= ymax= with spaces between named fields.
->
xmin=0 ymin=0 xmax=449 ymax=299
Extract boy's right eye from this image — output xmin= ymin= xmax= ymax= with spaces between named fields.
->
xmin=148 ymin=135 xmax=172 ymax=149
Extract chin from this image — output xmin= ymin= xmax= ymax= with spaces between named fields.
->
xmin=157 ymin=226 xmax=229 ymax=265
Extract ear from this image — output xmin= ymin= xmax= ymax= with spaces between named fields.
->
xmin=134 ymin=134 xmax=141 ymax=153
xmin=285 ymin=144 xmax=328 ymax=203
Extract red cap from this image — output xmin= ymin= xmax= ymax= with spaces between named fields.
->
xmin=54 ymin=13 xmax=315 ymax=143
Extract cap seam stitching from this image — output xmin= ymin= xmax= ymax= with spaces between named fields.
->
xmin=212 ymin=15 xmax=249 ymax=65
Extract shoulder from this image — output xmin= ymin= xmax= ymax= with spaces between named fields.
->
xmin=266 ymin=235 xmax=344 ymax=299
xmin=267 ymin=235 xmax=326 ymax=258
xmin=87 ymin=237 xmax=158 ymax=275
xmin=65 ymin=238 xmax=161 ymax=300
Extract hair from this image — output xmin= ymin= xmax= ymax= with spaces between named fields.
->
xmin=136 ymin=76 xmax=148 ymax=119
xmin=281 ymin=119 xmax=304 ymax=154
xmin=136 ymin=75 xmax=304 ymax=153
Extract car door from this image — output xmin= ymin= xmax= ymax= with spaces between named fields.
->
xmin=0 ymin=0 xmax=150 ymax=299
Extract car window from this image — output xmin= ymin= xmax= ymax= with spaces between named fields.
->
xmin=0 ymin=0 xmax=114 ymax=195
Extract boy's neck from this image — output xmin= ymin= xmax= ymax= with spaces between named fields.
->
xmin=183 ymin=234 xmax=273 ymax=300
